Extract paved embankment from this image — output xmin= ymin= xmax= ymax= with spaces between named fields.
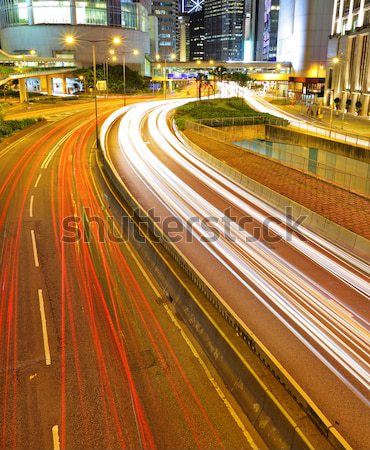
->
xmin=185 ymin=131 xmax=370 ymax=240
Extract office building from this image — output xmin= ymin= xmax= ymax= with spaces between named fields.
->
xmin=277 ymin=0 xmax=334 ymax=78
xmin=256 ymin=0 xmax=279 ymax=61
xmin=179 ymin=14 xmax=190 ymax=61
xmin=189 ymin=9 xmax=205 ymax=60
xmin=325 ymin=0 xmax=370 ymax=116
xmin=152 ymin=0 xmax=178 ymax=58
xmin=203 ymin=0 xmax=246 ymax=61
xmin=0 ymin=0 xmax=150 ymax=69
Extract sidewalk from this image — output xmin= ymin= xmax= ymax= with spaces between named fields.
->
xmin=185 ymin=130 xmax=370 ymax=240
xmin=270 ymin=101 xmax=370 ymax=138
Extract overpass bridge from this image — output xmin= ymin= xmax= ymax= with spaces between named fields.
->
xmin=152 ymin=60 xmax=292 ymax=81
xmin=0 ymin=49 xmax=78 ymax=102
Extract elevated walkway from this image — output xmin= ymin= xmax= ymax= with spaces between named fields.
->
xmin=0 ymin=49 xmax=78 ymax=101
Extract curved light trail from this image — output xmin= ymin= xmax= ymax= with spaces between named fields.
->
xmin=102 ymin=99 xmax=370 ymax=408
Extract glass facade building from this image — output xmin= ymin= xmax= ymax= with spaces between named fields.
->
xmin=152 ymin=0 xmax=178 ymax=57
xmin=203 ymin=0 xmax=245 ymax=61
xmin=0 ymin=0 xmax=148 ymax=32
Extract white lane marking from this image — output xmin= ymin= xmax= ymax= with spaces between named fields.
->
xmin=34 ymin=173 xmax=42 ymax=188
xmin=38 ymin=289 xmax=51 ymax=366
xmin=52 ymin=425 xmax=60 ymax=450
xmin=164 ymin=303 xmax=259 ymax=449
xmin=29 ymin=195 xmax=34 ymax=218
xmin=30 ymin=230 xmax=40 ymax=268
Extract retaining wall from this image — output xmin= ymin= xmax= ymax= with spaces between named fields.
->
xmin=266 ymin=125 xmax=370 ymax=163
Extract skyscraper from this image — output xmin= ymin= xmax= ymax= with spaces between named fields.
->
xmin=203 ymin=0 xmax=245 ymax=61
xmin=276 ymin=0 xmax=333 ymax=77
xmin=256 ymin=0 xmax=279 ymax=61
xmin=189 ymin=9 xmax=205 ymax=60
xmin=152 ymin=0 xmax=178 ymax=57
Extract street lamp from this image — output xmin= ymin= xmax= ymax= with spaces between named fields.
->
xmin=64 ymin=34 xmax=121 ymax=148
xmin=111 ymin=48 xmax=139 ymax=106
xmin=105 ymin=54 xmax=117 ymax=97
xmin=155 ymin=52 xmax=176 ymax=100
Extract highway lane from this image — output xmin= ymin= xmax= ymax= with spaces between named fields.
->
xmin=0 ymin=101 xmax=264 ymax=449
xmin=103 ymin=99 xmax=370 ymax=448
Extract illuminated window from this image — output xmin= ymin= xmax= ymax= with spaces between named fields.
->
xmin=33 ymin=0 xmax=71 ymax=24
xmin=76 ymin=1 xmax=107 ymax=25
xmin=0 ymin=0 xmax=28 ymax=26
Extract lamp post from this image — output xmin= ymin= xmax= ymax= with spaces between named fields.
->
xmin=109 ymin=49 xmax=139 ymax=106
xmin=155 ymin=52 xmax=176 ymax=100
xmin=65 ymin=35 xmax=121 ymax=149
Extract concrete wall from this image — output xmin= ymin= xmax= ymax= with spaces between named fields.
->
xmin=265 ymin=125 xmax=370 ymax=162
xmin=0 ymin=25 xmax=149 ymax=71
xmin=277 ymin=0 xmax=334 ymax=77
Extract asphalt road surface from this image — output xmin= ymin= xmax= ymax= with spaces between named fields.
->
xmin=103 ymin=98 xmax=370 ymax=449
xmin=0 ymin=99 xmax=265 ymax=449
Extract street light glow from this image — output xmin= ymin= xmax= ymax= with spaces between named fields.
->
xmin=196 ymin=60 xmax=201 ymax=65
xmin=112 ymin=36 xmax=121 ymax=45
xmin=109 ymin=49 xmax=115 ymax=55
xmin=133 ymin=49 xmax=139 ymax=56
xmin=333 ymin=57 xmax=340 ymax=64
xmin=112 ymin=56 xmax=117 ymax=62
xmin=155 ymin=54 xmax=160 ymax=61
xmin=170 ymin=53 xmax=176 ymax=60
xmin=29 ymin=49 xmax=36 ymax=55
xmin=209 ymin=60 xmax=214 ymax=65
xmin=65 ymin=35 xmax=75 ymax=44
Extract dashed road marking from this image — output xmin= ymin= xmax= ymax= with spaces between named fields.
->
xmin=30 ymin=229 xmax=40 ymax=268
xmin=29 ymin=195 xmax=34 ymax=218
xmin=52 ymin=425 xmax=60 ymax=449
xmin=34 ymin=173 xmax=42 ymax=188
xmin=38 ymin=289 xmax=51 ymax=366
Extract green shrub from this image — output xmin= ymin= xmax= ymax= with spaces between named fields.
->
xmin=0 ymin=117 xmax=43 ymax=139
xmin=175 ymin=97 xmax=281 ymax=128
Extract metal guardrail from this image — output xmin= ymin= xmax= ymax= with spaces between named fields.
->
xmin=198 ymin=115 xmax=289 ymax=127
xmin=287 ymin=118 xmax=370 ymax=150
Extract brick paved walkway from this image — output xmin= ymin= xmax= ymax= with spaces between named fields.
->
xmin=185 ymin=131 xmax=370 ymax=240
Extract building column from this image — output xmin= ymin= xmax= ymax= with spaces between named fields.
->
xmin=27 ymin=0 xmax=34 ymax=25
xmin=62 ymin=76 xmax=67 ymax=94
xmin=70 ymin=0 xmax=76 ymax=25
xmin=19 ymin=78 xmax=28 ymax=103
xmin=361 ymin=94 xmax=369 ymax=117
xmin=47 ymin=76 xmax=53 ymax=95
xmin=39 ymin=75 xmax=47 ymax=93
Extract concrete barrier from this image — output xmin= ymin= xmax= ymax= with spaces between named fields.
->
xmin=98 ymin=117 xmax=352 ymax=450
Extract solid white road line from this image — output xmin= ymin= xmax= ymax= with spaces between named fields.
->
xmin=29 ymin=195 xmax=34 ymax=218
xmin=38 ymin=289 xmax=51 ymax=366
xmin=30 ymin=230 xmax=40 ymax=268
xmin=52 ymin=425 xmax=60 ymax=450
xmin=34 ymin=173 xmax=42 ymax=188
